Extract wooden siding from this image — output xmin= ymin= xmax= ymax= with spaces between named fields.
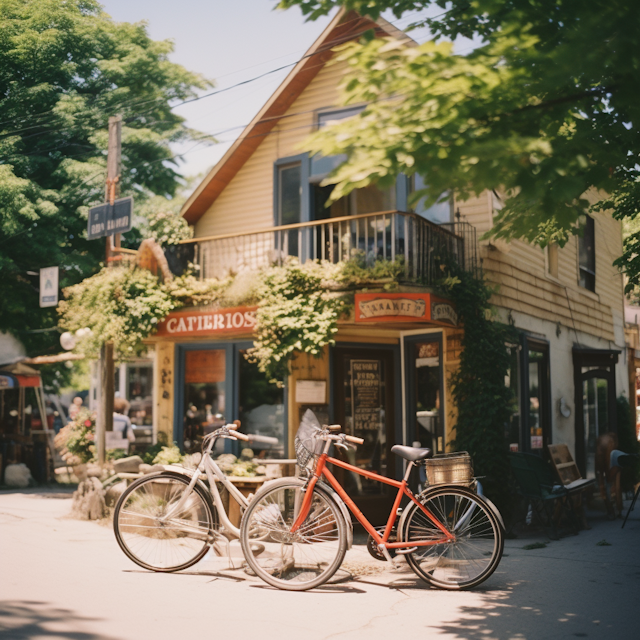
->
xmin=195 ymin=57 xmax=351 ymax=238
xmin=454 ymin=190 xmax=624 ymax=341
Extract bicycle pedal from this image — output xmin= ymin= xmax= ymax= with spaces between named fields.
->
xmin=394 ymin=547 xmax=417 ymax=555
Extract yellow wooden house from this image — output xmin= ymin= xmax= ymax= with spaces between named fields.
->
xmin=144 ymin=9 xmax=627 ymax=518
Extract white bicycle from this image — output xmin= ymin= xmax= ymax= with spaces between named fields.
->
xmin=113 ymin=421 xmax=265 ymax=572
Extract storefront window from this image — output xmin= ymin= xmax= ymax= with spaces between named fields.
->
xmin=505 ymin=346 xmax=521 ymax=451
xmin=238 ymin=350 xmax=285 ymax=458
xmin=127 ymin=365 xmax=153 ymax=427
xmin=412 ymin=341 xmax=443 ymax=454
xmin=527 ymin=347 xmax=550 ymax=453
xmin=183 ymin=349 xmax=226 ymax=453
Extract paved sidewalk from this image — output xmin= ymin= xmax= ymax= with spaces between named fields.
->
xmin=0 ymin=487 xmax=639 ymax=640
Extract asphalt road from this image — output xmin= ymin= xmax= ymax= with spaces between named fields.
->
xmin=1 ymin=487 xmax=638 ymax=640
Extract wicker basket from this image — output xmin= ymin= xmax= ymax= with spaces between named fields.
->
xmin=424 ymin=452 xmax=473 ymax=486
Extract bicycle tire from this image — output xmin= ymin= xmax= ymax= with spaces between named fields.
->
xmin=401 ymin=485 xmax=504 ymax=590
xmin=113 ymin=471 xmax=217 ymax=572
xmin=240 ymin=478 xmax=348 ymax=591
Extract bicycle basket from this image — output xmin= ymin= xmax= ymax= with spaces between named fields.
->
xmin=424 ymin=452 xmax=473 ymax=486
xmin=295 ymin=409 xmax=325 ymax=470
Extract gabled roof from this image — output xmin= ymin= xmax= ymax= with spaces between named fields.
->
xmin=182 ymin=8 xmax=413 ymax=224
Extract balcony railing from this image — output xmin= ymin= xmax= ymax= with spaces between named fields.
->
xmin=180 ymin=211 xmax=478 ymax=286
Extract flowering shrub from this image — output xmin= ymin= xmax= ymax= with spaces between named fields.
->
xmin=247 ymin=259 xmax=347 ymax=385
xmin=54 ymin=409 xmax=96 ymax=465
xmin=145 ymin=210 xmax=192 ymax=246
xmin=59 ymin=266 xmax=179 ymax=358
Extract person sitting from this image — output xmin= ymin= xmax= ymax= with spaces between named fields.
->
xmin=113 ymin=397 xmax=135 ymax=445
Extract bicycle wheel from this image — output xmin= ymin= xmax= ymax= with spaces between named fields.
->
xmin=401 ymin=485 xmax=504 ymax=589
xmin=114 ymin=472 xmax=217 ymax=572
xmin=240 ymin=478 xmax=347 ymax=591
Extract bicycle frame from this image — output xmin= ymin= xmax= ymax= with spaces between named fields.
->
xmin=161 ymin=442 xmax=248 ymax=539
xmin=291 ymin=451 xmax=455 ymax=552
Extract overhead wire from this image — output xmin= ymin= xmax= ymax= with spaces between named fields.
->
xmin=0 ymin=10 xmax=428 ymax=142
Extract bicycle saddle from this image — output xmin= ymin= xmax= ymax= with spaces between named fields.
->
xmin=391 ymin=445 xmax=433 ymax=462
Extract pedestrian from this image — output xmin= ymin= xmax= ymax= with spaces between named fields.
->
xmin=68 ymin=396 xmax=83 ymax=421
xmin=113 ymin=397 xmax=135 ymax=444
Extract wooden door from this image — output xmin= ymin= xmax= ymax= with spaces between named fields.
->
xmin=333 ymin=346 xmax=396 ymax=526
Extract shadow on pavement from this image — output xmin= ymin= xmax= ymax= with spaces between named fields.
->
xmin=0 ymin=601 xmax=120 ymax=640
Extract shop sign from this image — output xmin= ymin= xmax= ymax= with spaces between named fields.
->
xmin=355 ymin=293 xmax=457 ymax=326
xmin=155 ymin=306 xmax=258 ymax=337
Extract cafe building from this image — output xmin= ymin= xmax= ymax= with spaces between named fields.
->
xmin=143 ymin=8 xmax=628 ymax=520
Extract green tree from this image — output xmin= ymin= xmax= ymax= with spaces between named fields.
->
xmin=0 ymin=0 xmax=212 ymax=369
xmin=279 ymin=0 xmax=640 ymax=283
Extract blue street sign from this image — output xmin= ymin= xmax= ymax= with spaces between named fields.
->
xmin=87 ymin=197 xmax=133 ymax=239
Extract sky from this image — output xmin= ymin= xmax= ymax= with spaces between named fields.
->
xmin=100 ymin=1 xmax=472 ymax=181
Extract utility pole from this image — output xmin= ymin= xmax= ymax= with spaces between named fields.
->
xmin=96 ymin=115 xmax=121 ymax=466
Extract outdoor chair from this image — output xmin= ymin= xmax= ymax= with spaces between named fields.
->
xmin=509 ymin=452 xmax=580 ymax=539
xmin=547 ymin=443 xmax=595 ymax=527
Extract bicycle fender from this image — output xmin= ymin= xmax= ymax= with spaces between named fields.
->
xmin=259 ymin=477 xmax=353 ymax=549
xmin=398 ymin=486 xmax=505 ymax=537
xmin=479 ymin=495 xmax=505 ymax=530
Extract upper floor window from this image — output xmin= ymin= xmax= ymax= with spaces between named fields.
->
xmin=578 ymin=215 xmax=595 ymax=291
xmin=317 ymin=105 xmax=365 ymax=129
xmin=409 ymin=174 xmax=453 ymax=224
xmin=546 ymin=243 xmax=559 ymax=279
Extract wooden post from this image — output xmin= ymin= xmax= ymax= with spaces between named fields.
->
xmin=97 ymin=115 xmax=121 ymax=465
xmin=105 ymin=115 xmax=122 ymax=263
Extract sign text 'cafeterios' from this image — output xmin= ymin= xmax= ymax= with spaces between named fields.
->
xmin=155 ymin=307 xmax=258 ymax=337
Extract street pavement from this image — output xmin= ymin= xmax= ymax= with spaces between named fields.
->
xmin=0 ymin=487 xmax=639 ymax=640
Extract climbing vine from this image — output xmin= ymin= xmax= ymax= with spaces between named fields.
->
xmin=442 ymin=267 xmax=516 ymax=512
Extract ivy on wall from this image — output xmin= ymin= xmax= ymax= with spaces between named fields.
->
xmin=442 ymin=267 xmax=516 ymax=511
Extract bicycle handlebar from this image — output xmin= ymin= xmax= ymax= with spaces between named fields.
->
xmin=232 ymin=431 xmax=249 ymax=441
xmin=345 ymin=435 xmax=365 ymax=445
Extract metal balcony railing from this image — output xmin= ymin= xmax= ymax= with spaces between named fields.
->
xmin=180 ymin=211 xmax=478 ymax=286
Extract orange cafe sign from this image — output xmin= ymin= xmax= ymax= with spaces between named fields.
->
xmin=355 ymin=293 xmax=457 ymax=326
xmin=155 ymin=306 xmax=258 ymax=337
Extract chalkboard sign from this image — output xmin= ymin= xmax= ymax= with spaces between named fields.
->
xmin=350 ymin=359 xmax=381 ymax=432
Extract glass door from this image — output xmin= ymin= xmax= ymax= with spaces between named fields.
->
xmin=582 ymin=371 xmax=610 ymax=479
xmin=405 ymin=336 xmax=444 ymax=454
xmin=181 ymin=347 xmax=229 ymax=453
xmin=523 ymin=339 xmax=551 ymax=454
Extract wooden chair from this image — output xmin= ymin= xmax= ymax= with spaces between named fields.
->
xmin=509 ymin=452 xmax=580 ymax=539
xmin=547 ymin=444 xmax=595 ymax=528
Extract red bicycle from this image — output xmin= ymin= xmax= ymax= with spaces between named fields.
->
xmin=240 ymin=412 xmax=504 ymax=591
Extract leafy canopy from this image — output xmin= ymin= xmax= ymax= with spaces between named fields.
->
xmin=0 ymin=0 xmax=212 ymax=364
xmin=279 ymin=0 xmax=640 ymax=281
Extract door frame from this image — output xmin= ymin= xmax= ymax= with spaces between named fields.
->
xmin=573 ymin=347 xmax=619 ymax=476
xmin=521 ymin=335 xmax=552 ymax=454
xmin=330 ymin=342 xmax=402 ymax=480
xmin=403 ymin=332 xmax=445 ymax=454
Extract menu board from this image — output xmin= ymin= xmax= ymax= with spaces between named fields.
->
xmin=351 ymin=360 xmax=381 ymax=432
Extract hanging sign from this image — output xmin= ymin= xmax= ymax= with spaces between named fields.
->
xmin=355 ymin=292 xmax=457 ymax=326
xmin=155 ymin=306 xmax=258 ymax=338
xmin=39 ymin=266 xmax=59 ymax=308
xmin=87 ymin=197 xmax=133 ymax=239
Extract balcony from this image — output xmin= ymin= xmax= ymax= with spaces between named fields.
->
xmin=179 ymin=211 xmax=478 ymax=287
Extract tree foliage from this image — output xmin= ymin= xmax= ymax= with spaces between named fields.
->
xmin=0 ymin=0 xmax=212 ymax=360
xmin=279 ymin=0 xmax=640 ymax=280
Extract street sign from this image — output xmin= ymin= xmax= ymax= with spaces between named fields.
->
xmin=87 ymin=196 xmax=133 ymax=239
xmin=39 ymin=266 xmax=59 ymax=308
